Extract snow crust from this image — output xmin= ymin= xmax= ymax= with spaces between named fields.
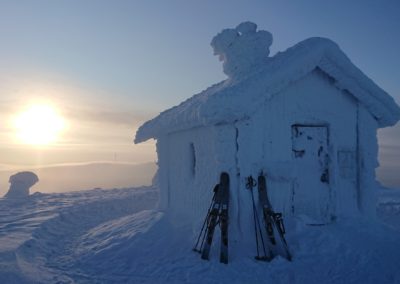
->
xmin=1 ymin=186 xmax=400 ymax=283
xmin=135 ymin=23 xmax=400 ymax=144
xmin=4 ymin=172 xmax=38 ymax=199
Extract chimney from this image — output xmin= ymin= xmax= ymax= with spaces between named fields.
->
xmin=211 ymin=22 xmax=273 ymax=81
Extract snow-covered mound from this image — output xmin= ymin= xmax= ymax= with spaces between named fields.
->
xmin=0 ymin=185 xmax=400 ymax=283
xmin=4 ymin=172 xmax=38 ymax=199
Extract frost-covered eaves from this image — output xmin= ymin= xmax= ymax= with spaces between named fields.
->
xmin=135 ymin=37 xmax=400 ymax=144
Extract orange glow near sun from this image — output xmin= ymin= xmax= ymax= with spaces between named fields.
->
xmin=14 ymin=104 xmax=66 ymax=145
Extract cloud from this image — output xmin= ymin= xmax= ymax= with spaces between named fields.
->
xmin=0 ymin=72 xmax=157 ymax=147
xmin=64 ymin=106 xmax=152 ymax=127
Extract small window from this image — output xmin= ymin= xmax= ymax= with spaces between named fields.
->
xmin=338 ymin=150 xmax=356 ymax=181
xmin=189 ymin=143 xmax=196 ymax=177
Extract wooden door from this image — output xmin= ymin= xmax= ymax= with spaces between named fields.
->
xmin=292 ymin=125 xmax=331 ymax=224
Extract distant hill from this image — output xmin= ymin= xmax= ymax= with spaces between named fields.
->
xmin=0 ymin=162 xmax=157 ymax=196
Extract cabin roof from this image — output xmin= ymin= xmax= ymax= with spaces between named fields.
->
xmin=135 ymin=36 xmax=400 ymax=143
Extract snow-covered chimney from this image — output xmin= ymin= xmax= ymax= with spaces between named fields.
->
xmin=211 ymin=21 xmax=273 ymax=80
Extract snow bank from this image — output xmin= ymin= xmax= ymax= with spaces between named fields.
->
xmin=4 ymin=172 xmax=38 ymax=199
xmin=135 ymin=22 xmax=400 ymax=143
xmin=12 ymin=187 xmax=158 ymax=283
xmin=0 ymin=186 xmax=158 ymax=283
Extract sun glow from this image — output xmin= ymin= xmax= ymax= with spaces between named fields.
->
xmin=14 ymin=104 xmax=66 ymax=145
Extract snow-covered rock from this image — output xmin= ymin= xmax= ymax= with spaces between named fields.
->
xmin=4 ymin=172 xmax=39 ymax=199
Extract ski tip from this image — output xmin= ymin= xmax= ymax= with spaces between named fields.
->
xmin=220 ymin=172 xmax=230 ymax=182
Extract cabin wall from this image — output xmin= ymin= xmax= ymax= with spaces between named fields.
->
xmin=236 ymin=70 xmax=359 ymax=237
xmin=155 ymin=135 xmax=169 ymax=210
xmin=161 ymin=125 xmax=239 ymax=232
xmin=357 ymin=105 xmax=379 ymax=218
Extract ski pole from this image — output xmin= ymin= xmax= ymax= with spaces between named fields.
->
xmin=198 ymin=185 xmax=219 ymax=253
xmin=193 ymin=184 xmax=218 ymax=253
xmin=246 ymin=176 xmax=260 ymax=257
xmin=247 ymin=176 xmax=269 ymax=261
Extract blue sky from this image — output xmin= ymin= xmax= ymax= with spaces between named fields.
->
xmin=0 ymin=0 xmax=399 ymax=187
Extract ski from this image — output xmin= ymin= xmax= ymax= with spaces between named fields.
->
xmin=219 ymin=172 xmax=230 ymax=264
xmin=200 ymin=185 xmax=221 ymax=260
xmin=200 ymin=172 xmax=230 ymax=263
xmin=192 ymin=185 xmax=218 ymax=253
xmin=258 ymin=174 xmax=292 ymax=261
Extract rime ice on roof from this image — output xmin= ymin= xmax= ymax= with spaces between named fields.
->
xmin=4 ymin=171 xmax=39 ymax=198
xmin=211 ymin=22 xmax=273 ymax=80
xmin=135 ymin=22 xmax=400 ymax=144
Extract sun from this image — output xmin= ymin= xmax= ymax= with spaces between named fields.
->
xmin=14 ymin=104 xmax=66 ymax=145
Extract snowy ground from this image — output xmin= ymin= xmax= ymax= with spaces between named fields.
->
xmin=1 ymin=186 xmax=400 ymax=284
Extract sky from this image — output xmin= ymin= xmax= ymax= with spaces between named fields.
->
xmin=0 ymin=0 xmax=399 ymax=189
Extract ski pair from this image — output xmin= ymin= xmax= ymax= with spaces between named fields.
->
xmin=247 ymin=174 xmax=291 ymax=261
xmin=193 ymin=172 xmax=230 ymax=264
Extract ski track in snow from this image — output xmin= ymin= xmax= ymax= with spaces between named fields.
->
xmin=1 ymin=187 xmax=400 ymax=283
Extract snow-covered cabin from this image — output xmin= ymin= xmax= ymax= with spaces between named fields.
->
xmin=135 ymin=22 xmax=400 ymax=233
